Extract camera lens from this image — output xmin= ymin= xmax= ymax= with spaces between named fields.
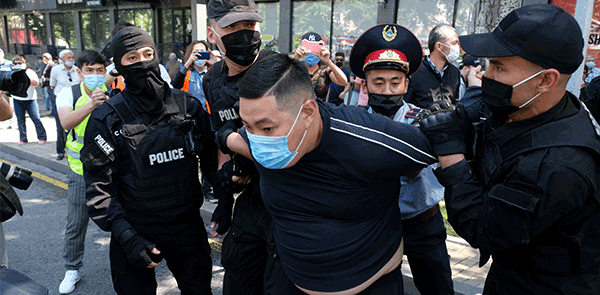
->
xmin=0 ymin=162 xmax=33 ymax=190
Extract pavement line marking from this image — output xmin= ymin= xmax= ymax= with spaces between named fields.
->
xmin=1 ymin=160 xmax=225 ymax=247
xmin=1 ymin=160 xmax=68 ymax=190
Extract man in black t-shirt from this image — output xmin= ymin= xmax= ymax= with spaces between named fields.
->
xmin=221 ymin=53 xmax=435 ymax=294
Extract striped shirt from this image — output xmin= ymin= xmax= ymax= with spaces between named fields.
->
xmin=241 ymin=100 xmax=434 ymax=292
xmin=50 ymin=64 xmax=80 ymax=97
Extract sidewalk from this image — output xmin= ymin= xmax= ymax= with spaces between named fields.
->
xmin=0 ymin=95 xmax=490 ymax=294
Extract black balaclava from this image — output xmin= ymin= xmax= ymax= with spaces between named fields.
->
xmin=111 ymin=26 xmax=167 ymax=116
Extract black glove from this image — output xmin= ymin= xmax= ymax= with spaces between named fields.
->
xmin=420 ymin=103 xmax=470 ymax=156
xmin=117 ymin=229 xmax=162 ymax=270
xmin=217 ymin=155 xmax=248 ymax=193
xmin=210 ymin=185 xmax=234 ymax=235
xmin=215 ymin=121 xmax=237 ymax=155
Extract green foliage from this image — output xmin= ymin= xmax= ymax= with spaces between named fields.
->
xmin=439 ymin=200 xmax=458 ymax=237
xmin=51 ymin=12 xmax=76 ymax=49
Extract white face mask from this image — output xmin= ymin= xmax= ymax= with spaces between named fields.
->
xmin=440 ymin=43 xmax=460 ymax=64
xmin=12 ymin=64 xmax=25 ymax=70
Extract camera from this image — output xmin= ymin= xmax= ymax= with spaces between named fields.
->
xmin=0 ymin=70 xmax=30 ymax=97
xmin=0 ymin=162 xmax=33 ymax=190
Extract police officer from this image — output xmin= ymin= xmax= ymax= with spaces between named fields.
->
xmin=419 ymin=5 xmax=600 ymax=294
xmin=81 ymin=26 xmax=218 ymax=295
xmin=350 ymin=24 xmax=454 ymax=295
xmin=203 ymin=0 xmax=282 ymax=293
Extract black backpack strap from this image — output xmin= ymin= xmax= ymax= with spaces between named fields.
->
xmin=69 ymin=84 xmax=82 ymax=141
xmin=71 ymin=84 xmax=82 ymax=110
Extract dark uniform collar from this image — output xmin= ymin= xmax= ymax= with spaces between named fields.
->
xmin=488 ymin=92 xmax=578 ymax=146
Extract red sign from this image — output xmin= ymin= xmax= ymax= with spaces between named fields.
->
xmin=553 ymin=0 xmax=600 ymax=61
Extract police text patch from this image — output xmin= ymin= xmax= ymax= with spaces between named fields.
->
xmin=94 ymin=134 xmax=115 ymax=156
xmin=147 ymin=148 xmax=185 ymax=166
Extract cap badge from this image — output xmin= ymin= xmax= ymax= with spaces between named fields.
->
xmin=380 ymin=50 xmax=401 ymax=61
xmin=383 ymin=25 xmax=397 ymax=42
xmin=308 ymin=34 xmax=316 ymax=41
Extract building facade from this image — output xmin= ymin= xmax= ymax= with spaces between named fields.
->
xmin=0 ymin=0 xmax=556 ymax=65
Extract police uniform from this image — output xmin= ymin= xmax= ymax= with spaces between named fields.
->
xmin=350 ymin=24 xmax=454 ymax=295
xmin=82 ymin=26 xmax=218 ymax=295
xmin=203 ymin=49 xmax=291 ymax=294
xmin=424 ymin=5 xmax=600 ymax=294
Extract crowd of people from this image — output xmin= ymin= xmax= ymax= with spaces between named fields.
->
xmin=1 ymin=1 xmax=600 ymax=295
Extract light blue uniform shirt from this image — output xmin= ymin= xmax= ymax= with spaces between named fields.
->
xmin=393 ymin=102 xmax=445 ymax=220
xmin=366 ymin=102 xmax=444 ymax=219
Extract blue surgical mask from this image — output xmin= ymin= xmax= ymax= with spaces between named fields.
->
xmin=195 ymin=59 xmax=206 ymax=67
xmin=83 ymin=74 xmax=105 ymax=91
xmin=169 ymin=56 xmax=176 ymax=61
xmin=305 ymin=54 xmax=320 ymax=66
xmin=12 ymin=64 xmax=24 ymax=70
xmin=247 ymin=105 xmax=308 ymax=169
xmin=586 ymin=61 xmax=595 ymax=69
xmin=65 ymin=60 xmax=75 ymax=67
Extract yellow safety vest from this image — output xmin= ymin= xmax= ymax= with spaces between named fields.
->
xmin=65 ymin=83 xmax=108 ymax=175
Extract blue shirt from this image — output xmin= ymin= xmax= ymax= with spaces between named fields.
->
xmin=585 ymin=67 xmax=600 ymax=84
xmin=392 ymin=102 xmax=444 ymax=219
xmin=188 ymin=68 xmax=207 ymax=110
xmin=425 ymin=56 xmax=447 ymax=79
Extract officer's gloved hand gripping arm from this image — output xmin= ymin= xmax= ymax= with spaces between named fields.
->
xmin=82 ymin=115 xmax=159 ymax=270
xmin=418 ymin=104 xmax=592 ymax=254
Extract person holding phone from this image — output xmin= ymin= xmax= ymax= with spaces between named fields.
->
xmin=55 ymin=49 xmax=109 ymax=294
xmin=172 ymin=40 xmax=219 ymax=112
xmin=292 ymin=32 xmax=348 ymax=101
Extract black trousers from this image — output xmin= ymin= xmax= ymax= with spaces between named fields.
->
xmin=221 ymin=189 xmax=295 ymax=294
xmin=110 ymin=216 xmax=212 ymax=295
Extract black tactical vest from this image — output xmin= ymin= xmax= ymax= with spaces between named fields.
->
xmin=105 ymin=91 xmax=202 ymax=223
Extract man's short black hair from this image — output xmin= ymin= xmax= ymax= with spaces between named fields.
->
xmin=239 ymin=53 xmax=313 ymax=112
xmin=76 ymin=50 xmax=106 ymax=69
xmin=335 ymin=52 xmax=345 ymax=58
xmin=428 ymin=24 xmax=453 ymax=53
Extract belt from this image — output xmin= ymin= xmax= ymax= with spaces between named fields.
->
xmin=404 ymin=204 xmax=439 ymax=224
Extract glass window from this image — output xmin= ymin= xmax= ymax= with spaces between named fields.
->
xmin=454 ymin=0 xmax=478 ymax=36
xmin=26 ymin=13 xmax=47 ymax=46
xmin=51 ymin=12 xmax=76 ymax=49
xmin=331 ymin=0 xmax=377 ymax=61
xmin=396 ymin=0 xmax=455 ymax=54
xmin=80 ymin=11 xmax=110 ymax=51
xmin=257 ymin=2 xmax=279 ymax=51
xmin=292 ymin=0 xmax=331 ymax=50
xmin=7 ymin=14 xmax=25 ymax=45
xmin=160 ymin=8 xmax=191 ymax=59
xmin=118 ymin=9 xmax=154 ymax=39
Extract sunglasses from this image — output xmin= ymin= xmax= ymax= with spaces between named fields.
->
xmin=67 ymin=71 xmax=72 ymax=82
xmin=335 ymin=58 xmax=344 ymax=62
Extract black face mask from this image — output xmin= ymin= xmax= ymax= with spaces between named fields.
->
xmin=335 ymin=61 xmax=344 ymax=68
xmin=220 ymin=30 xmax=261 ymax=67
xmin=480 ymin=75 xmax=518 ymax=117
xmin=368 ymin=93 xmax=404 ymax=117
xmin=119 ymin=58 xmax=166 ymax=115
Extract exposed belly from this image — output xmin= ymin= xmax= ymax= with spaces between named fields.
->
xmin=297 ymin=238 xmax=404 ymax=295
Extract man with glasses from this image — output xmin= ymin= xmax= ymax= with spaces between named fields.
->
xmin=327 ymin=52 xmax=351 ymax=106
xmin=50 ymin=50 xmax=80 ymax=160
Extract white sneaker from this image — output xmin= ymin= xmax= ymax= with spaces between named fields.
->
xmin=59 ymin=270 xmax=80 ymax=294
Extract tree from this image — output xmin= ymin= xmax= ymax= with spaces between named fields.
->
xmin=473 ymin=0 xmax=520 ymax=34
